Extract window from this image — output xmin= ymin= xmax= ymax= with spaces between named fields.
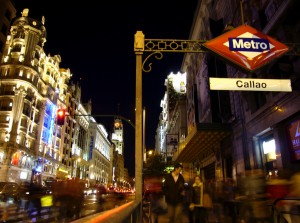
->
xmin=11 ymin=44 xmax=22 ymax=52
xmin=259 ymin=134 xmax=277 ymax=176
xmin=0 ymin=115 xmax=10 ymax=123
xmin=262 ymin=138 xmax=276 ymax=160
xmin=0 ymin=99 xmax=13 ymax=111
xmin=15 ymin=30 xmax=25 ymax=39
xmin=23 ymin=102 xmax=31 ymax=117
xmin=20 ymin=118 xmax=27 ymax=128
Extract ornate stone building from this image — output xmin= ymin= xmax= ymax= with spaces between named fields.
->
xmin=0 ymin=8 xmax=115 ymax=186
xmin=0 ymin=9 xmax=71 ymax=183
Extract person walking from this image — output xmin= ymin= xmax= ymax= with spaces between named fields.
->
xmin=189 ymin=176 xmax=209 ymax=223
xmin=163 ymin=163 xmax=185 ymax=223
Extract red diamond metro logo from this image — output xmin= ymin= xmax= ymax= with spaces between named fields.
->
xmin=202 ymin=25 xmax=289 ymax=72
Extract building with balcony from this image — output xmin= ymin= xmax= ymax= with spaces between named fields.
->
xmin=157 ymin=72 xmax=187 ymax=163
xmin=0 ymin=8 xmax=71 ymax=183
xmin=0 ymin=8 xmax=115 ymax=186
xmin=88 ymin=120 xmax=113 ymax=186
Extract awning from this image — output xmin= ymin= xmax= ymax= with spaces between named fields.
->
xmin=173 ymin=123 xmax=232 ymax=163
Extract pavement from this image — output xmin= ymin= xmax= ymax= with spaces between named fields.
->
xmin=147 ymin=206 xmax=222 ymax=223
xmin=152 ymin=213 xmax=189 ymax=223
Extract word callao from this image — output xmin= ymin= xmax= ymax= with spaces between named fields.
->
xmin=236 ymin=80 xmax=267 ymax=89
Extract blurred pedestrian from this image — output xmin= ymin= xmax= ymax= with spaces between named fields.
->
xmin=189 ymin=176 xmax=209 ymax=223
xmin=183 ymin=182 xmax=194 ymax=223
xmin=163 ymin=163 xmax=185 ymax=223
xmin=284 ymin=171 xmax=300 ymax=223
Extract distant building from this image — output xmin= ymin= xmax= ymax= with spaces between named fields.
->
xmin=111 ymin=118 xmax=125 ymax=188
xmin=156 ymin=72 xmax=187 ymax=162
xmin=88 ymin=121 xmax=113 ymax=186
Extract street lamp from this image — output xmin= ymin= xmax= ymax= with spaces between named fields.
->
xmin=134 ymin=31 xmax=144 ymax=202
xmin=134 ymin=31 xmax=206 ymax=204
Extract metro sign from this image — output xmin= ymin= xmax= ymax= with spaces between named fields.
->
xmin=203 ymin=25 xmax=289 ymax=72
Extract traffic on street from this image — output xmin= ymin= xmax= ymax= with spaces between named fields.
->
xmin=0 ymin=179 xmax=135 ymax=222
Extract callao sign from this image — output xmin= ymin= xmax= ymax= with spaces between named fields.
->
xmin=209 ymin=77 xmax=292 ymax=92
xmin=203 ymin=24 xmax=289 ymax=72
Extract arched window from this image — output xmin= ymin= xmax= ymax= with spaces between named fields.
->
xmin=11 ymin=44 xmax=22 ymax=52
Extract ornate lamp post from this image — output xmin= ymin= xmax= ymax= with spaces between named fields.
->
xmin=134 ymin=31 xmax=206 ymax=203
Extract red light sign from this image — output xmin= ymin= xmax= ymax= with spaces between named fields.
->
xmin=203 ymin=25 xmax=289 ymax=72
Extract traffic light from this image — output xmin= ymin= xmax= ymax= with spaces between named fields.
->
xmin=56 ymin=108 xmax=66 ymax=126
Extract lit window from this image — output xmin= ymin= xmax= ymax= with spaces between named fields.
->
xmin=263 ymin=139 xmax=276 ymax=161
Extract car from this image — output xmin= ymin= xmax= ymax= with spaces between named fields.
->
xmin=93 ymin=184 xmax=108 ymax=196
xmin=0 ymin=182 xmax=20 ymax=204
xmin=83 ymin=187 xmax=94 ymax=195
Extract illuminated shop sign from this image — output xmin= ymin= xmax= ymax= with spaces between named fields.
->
xmin=167 ymin=72 xmax=186 ymax=94
xmin=286 ymin=119 xmax=300 ymax=161
xmin=42 ymin=102 xmax=56 ymax=144
xmin=209 ymin=77 xmax=292 ymax=92
xmin=166 ymin=134 xmax=179 ymax=157
xmin=203 ymin=25 xmax=289 ymax=72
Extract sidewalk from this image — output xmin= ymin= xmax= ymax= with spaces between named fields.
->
xmin=151 ymin=208 xmax=221 ymax=223
xmin=151 ymin=203 xmax=236 ymax=223
xmin=151 ymin=212 xmax=190 ymax=223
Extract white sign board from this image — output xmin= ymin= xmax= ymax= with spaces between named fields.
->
xmin=209 ymin=77 xmax=292 ymax=92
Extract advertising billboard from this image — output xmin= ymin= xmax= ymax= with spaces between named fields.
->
xmin=166 ymin=134 xmax=179 ymax=157
xmin=286 ymin=119 xmax=300 ymax=161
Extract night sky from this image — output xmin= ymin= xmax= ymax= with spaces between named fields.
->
xmin=13 ymin=0 xmax=199 ymax=176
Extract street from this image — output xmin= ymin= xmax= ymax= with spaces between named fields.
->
xmin=0 ymin=193 xmax=135 ymax=222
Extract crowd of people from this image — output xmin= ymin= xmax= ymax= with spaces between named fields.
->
xmin=143 ymin=163 xmax=300 ymax=223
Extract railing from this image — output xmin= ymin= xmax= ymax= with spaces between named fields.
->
xmin=142 ymin=201 xmax=152 ymax=223
xmin=71 ymin=200 xmax=142 ymax=223
xmin=271 ymin=197 xmax=300 ymax=223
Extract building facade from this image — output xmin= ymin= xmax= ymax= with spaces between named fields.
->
xmin=0 ymin=8 xmax=116 ymax=186
xmin=88 ymin=121 xmax=113 ymax=187
xmin=0 ymin=8 xmax=71 ymax=183
xmin=171 ymin=0 xmax=300 ymax=184
xmin=157 ymin=72 xmax=187 ymax=163
xmin=111 ymin=118 xmax=126 ymax=188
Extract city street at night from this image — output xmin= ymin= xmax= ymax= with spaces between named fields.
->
xmin=1 ymin=0 xmax=300 ymax=222
xmin=0 ymin=192 xmax=135 ymax=222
